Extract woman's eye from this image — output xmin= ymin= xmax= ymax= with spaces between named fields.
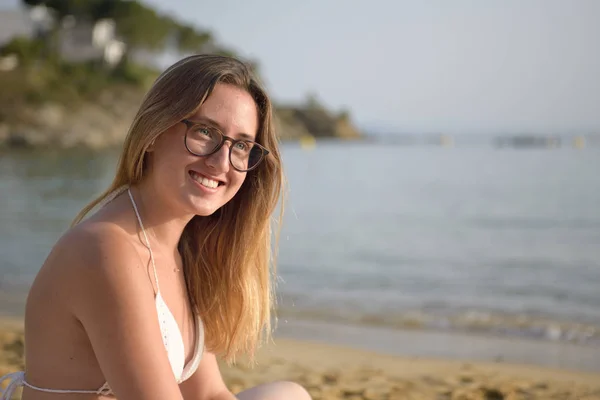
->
xmin=235 ymin=142 xmax=249 ymax=151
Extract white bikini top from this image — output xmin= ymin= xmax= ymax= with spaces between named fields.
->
xmin=0 ymin=188 xmax=204 ymax=399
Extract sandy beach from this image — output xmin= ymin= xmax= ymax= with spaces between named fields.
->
xmin=225 ymin=338 xmax=600 ymax=399
xmin=2 ymin=318 xmax=600 ymax=399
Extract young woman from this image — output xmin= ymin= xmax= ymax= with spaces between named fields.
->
xmin=1 ymin=54 xmax=311 ymax=400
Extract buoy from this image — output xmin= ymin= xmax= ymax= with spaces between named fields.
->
xmin=440 ymin=135 xmax=454 ymax=147
xmin=573 ymin=136 xmax=585 ymax=149
xmin=299 ymin=134 xmax=316 ymax=150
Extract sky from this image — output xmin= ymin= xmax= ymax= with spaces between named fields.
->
xmin=2 ymin=0 xmax=600 ymax=135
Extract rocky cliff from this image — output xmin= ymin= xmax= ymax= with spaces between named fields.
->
xmin=274 ymin=105 xmax=362 ymax=141
xmin=0 ymin=88 xmax=363 ymax=149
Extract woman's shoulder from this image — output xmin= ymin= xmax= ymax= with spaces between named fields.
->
xmin=27 ymin=214 xmax=154 ymax=323
xmin=32 ymin=214 xmax=145 ymax=297
xmin=53 ymin=219 xmax=135 ymax=268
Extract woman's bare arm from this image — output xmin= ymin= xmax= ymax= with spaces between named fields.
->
xmin=179 ymin=351 xmax=237 ymax=400
xmin=56 ymin=223 xmax=185 ymax=400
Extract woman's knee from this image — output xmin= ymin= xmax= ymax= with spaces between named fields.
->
xmin=236 ymin=380 xmax=312 ymax=400
xmin=276 ymin=381 xmax=311 ymax=400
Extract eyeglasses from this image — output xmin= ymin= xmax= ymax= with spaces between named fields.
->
xmin=181 ymin=119 xmax=269 ymax=172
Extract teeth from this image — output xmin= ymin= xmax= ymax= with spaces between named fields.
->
xmin=191 ymin=171 xmax=219 ymax=188
xmin=202 ymin=177 xmax=218 ymax=188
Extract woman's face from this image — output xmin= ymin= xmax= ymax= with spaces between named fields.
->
xmin=148 ymin=83 xmax=259 ymax=216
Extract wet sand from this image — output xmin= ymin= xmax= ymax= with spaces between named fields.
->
xmin=275 ymin=319 xmax=600 ymax=372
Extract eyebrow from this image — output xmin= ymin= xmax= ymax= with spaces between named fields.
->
xmin=188 ymin=116 xmax=256 ymax=141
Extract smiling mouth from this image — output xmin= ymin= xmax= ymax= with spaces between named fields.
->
xmin=189 ymin=170 xmax=224 ymax=189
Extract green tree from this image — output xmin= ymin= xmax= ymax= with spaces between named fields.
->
xmin=20 ymin=0 xmax=248 ymax=63
xmin=23 ymin=0 xmax=92 ymax=19
xmin=175 ymin=24 xmax=212 ymax=53
xmin=22 ymin=0 xmax=172 ymax=51
xmin=306 ymin=92 xmax=324 ymax=110
xmin=0 ymin=37 xmax=44 ymax=66
xmin=109 ymin=1 xmax=172 ymax=50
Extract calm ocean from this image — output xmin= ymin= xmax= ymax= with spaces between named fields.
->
xmin=1 ymin=141 xmax=599 ymax=346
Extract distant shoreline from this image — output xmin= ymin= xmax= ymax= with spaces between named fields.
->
xmin=0 ymin=89 xmax=364 ymax=149
xmin=3 ymin=313 xmax=600 ymax=372
xmin=274 ymin=318 xmax=600 ymax=373
xmin=2 ymin=244 xmax=600 ymax=353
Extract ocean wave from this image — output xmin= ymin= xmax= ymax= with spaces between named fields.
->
xmin=275 ymin=306 xmax=600 ymax=346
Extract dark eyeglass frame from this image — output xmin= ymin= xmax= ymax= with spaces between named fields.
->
xmin=181 ymin=119 xmax=270 ymax=172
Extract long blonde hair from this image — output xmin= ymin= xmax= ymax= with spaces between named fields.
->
xmin=72 ymin=54 xmax=284 ymax=363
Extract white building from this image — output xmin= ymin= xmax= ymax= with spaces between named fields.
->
xmin=58 ymin=16 xmax=126 ymax=67
xmin=0 ymin=6 xmax=126 ymax=69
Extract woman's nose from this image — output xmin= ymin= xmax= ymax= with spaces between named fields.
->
xmin=205 ymin=142 xmax=231 ymax=172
